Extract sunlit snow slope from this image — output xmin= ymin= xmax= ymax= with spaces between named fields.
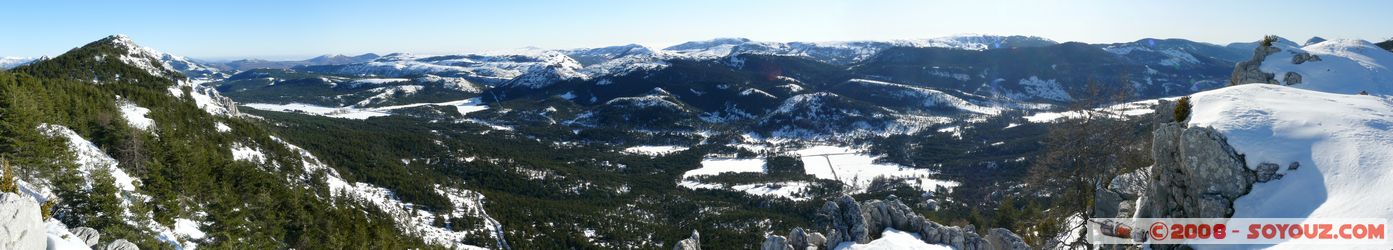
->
xmin=1187 ymin=84 xmax=1393 ymax=248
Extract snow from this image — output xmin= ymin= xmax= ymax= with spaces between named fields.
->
xmin=1260 ymin=39 xmax=1393 ymax=95
xmin=1024 ymin=98 xmax=1171 ymax=123
xmin=1181 ymin=84 xmax=1393 ymax=249
xmin=622 ymin=145 xmax=688 ymax=156
xmin=38 ymin=124 xmax=198 ymax=250
xmin=46 ymin=219 xmax=93 ymax=250
xmin=0 ymin=56 xmax=36 ymax=69
xmin=847 ymin=79 xmax=1002 ymax=115
xmin=796 ymin=145 xmax=959 ymax=193
xmin=269 ymin=136 xmax=500 ymax=249
xmin=677 ymin=180 xmax=814 ymax=201
xmin=38 ymin=124 xmax=136 ymax=192
xmin=350 ymin=78 xmax=411 ymax=85
xmin=681 ymin=158 xmax=767 ymax=178
xmin=729 ymin=181 xmax=812 ymax=201
xmin=1013 ymin=76 xmax=1072 ymax=102
xmin=215 ymin=122 xmax=231 ymax=132
xmin=230 ymin=143 xmax=266 ymax=163
xmin=1186 ymin=84 xmax=1393 ymax=250
xmin=119 ymin=101 xmax=155 ymax=131
xmin=173 ymin=218 xmax=206 ymax=239
xmin=242 ymin=97 xmax=488 ymax=120
xmin=834 ymin=229 xmax=952 ymax=250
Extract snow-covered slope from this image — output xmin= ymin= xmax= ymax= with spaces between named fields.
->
xmin=1258 ymin=39 xmax=1393 ymax=95
xmin=101 ymin=35 xmax=226 ymax=80
xmin=1186 ymin=84 xmax=1393 ymax=248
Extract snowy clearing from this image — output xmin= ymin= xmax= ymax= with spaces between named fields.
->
xmin=681 ymin=158 xmax=767 ymax=178
xmin=622 ymin=145 xmax=688 ymax=156
xmin=797 ymin=145 xmax=959 ymax=193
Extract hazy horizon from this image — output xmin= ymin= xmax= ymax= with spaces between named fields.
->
xmin=3 ymin=0 xmax=1389 ymax=60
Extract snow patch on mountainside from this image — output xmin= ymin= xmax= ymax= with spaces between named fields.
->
xmin=847 ymin=79 xmax=1002 ymax=115
xmin=1012 ymin=76 xmax=1072 ymax=102
xmin=118 ymin=100 xmax=155 ymax=131
xmin=269 ymin=136 xmax=501 ymax=249
xmin=38 ymin=124 xmax=199 ymax=249
xmin=1259 ymin=39 xmax=1393 ymax=95
xmin=1187 ymin=84 xmax=1393 ymax=249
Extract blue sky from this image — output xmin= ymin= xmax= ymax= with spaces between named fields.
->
xmin=2 ymin=0 xmax=1389 ymax=60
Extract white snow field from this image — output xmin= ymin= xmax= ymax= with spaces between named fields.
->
xmin=681 ymin=158 xmax=767 ymax=178
xmin=119 ymin=101 xmax=155 ymax=130
xmin=834 ymin=229 xmax=953 ymax=250
xmin=1187 ymin=84 xmax=1393 ymax=249
xmin=796 ymin=146 xmax=959 ymax=193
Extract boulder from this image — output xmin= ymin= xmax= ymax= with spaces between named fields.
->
xmin=788 ymin=228 xmax=808 ymax=250
xmin=805 ymin=232 xmax=826 ymax=249
xmin=760 ymin=235 xmax=792 ymax=250
xmin=1255 ymin=162 xmax=1281 ymax=182
xmin=1283 ymin=72 xmax=1302 ymax=85
xmin=70 ymin=227 xmax=101 ymax=247
xmin=1 ymin=192 xmax=46 ymax=250
xmin=673 ymin=230 xmax=700 ymax=250
xmin=101 ymin=239 xmax=139 ymax=250
xmin=1291 ymin=52 xmax=1321 ymax=64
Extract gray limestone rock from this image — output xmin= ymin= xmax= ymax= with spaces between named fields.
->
xmin=101 ymin=239 xmax=140 ymax=250
xmin=1283 ymin=72 xmax=1302 ymax=85
xmin=0 ymin=192 xmax=45 ymax=250
xmin=70 ymin=227 xmax=101 ymax=247
xmin=673 ymin=230 xmax=700 ymax=250
xmin=1255 ymin=162 xmax=1281 ymax=182
xmin=760 ymin=235 xmax=792 ymax=250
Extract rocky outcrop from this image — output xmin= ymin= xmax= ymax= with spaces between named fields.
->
xmin=1 ymin=192 xmax=46 ymax=250
xmin=816 ymin=195 xmax=868 ymax=244
xmin=782 ymin=195 xmax=1023 ymax=250
xmin=1138 ymin=123 xmax=1255 ymax=219
xmin=673 ymin=230 xmax=700 ymax=250
xmin=1291 ymin=52 xmax=1320 ymax=64
xmin=71 ymin=227 xmax=101 ymax=247
xmin=1229 ymin=42 xmax=1281 ymax=85
xmin=788 ymin=228 xmax=808 ymax=250
xmin=102 ymin=239 xmax=139 ymax=250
